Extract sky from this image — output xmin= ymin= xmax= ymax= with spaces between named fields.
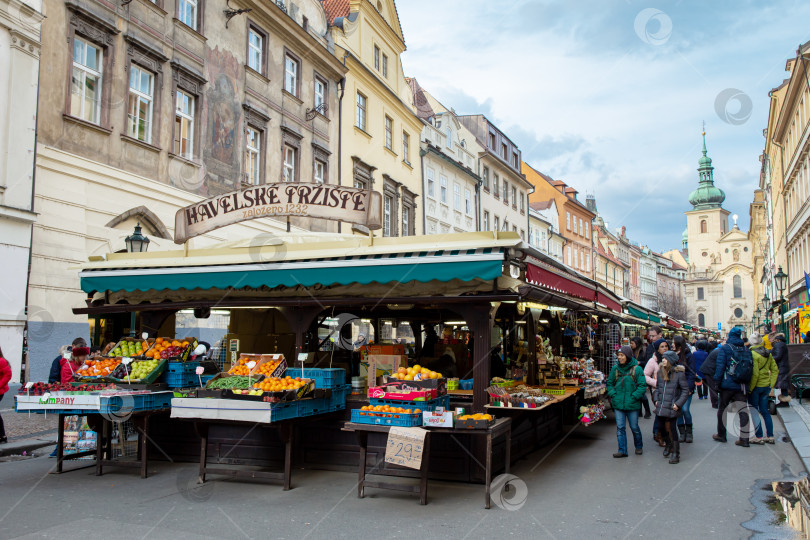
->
xmin=395 ymin=0 xmax=810 ymax=252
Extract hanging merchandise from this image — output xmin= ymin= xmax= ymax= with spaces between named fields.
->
xmin=579 ymin=403 xmax=606 ymax=426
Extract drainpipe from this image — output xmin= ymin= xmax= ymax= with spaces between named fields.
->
xmin=420 ymin=148 xmax=427 ymax=235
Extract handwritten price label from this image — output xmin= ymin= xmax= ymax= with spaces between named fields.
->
xmin=384 ymin=427 xmax=427 ymax=470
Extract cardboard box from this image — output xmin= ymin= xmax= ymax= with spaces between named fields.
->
xmin=366 ymin=344 xmax=406 ymax=355
xmin=382 ymin=376 xmax=447 ymax=395
xmin=367 ymin=386 xmax=437 ymax=401
xmin=422 ymin=409 xmax=454 ymax=428
xmin=364 ymin=355 xmax=405 ymax=388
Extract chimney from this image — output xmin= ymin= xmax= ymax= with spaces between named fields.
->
xmin=621 ymin=226 xmax=626 ymax=237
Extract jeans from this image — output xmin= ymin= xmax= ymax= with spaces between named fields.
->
xmin=615 ymin=409 xmax=643 ymax=454
xmin=749 ymin=386 xmax=774 ymax=438
xmin=717 ymin=388 xmax=749 ymax=441
xmin=677 ymin=393 xmax=693 ymax=425
xmin=696 ymin=379 xmax=708 ymax=399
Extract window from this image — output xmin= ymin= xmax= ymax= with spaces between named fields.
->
xmin=579 ymin=218 xmax=583 ymax=235
xmin=127 ymin=65 xmax=154 ymax=143
xmin=355 ymin=92 xmax=367 ymax=130
xmin=733 ymin=275 xmax=742 ymax=298
xmin=494 ymin=216 xmax=500 ymax=231
xmin=248 ymin=27 xmax=264 ymax=73
xmin=245 ymin=126 xmax=261 ymax=184
xmin=575 ymin=250 xmax=579 ymax=269
xmin=584 ymin=222 xmax=589 ymax=239
xmin=698 ymin=313 xmax=705 ymax=327
xmin=734 ymin=307 xmax=743 ymax=318
xmin=566 ymin=212 xmax=571 ymax=230
xmin=520 ymin=193 xmax=525 ymax=213
xmin=284 ymin=54 xmax=299 ymax=96
xmin=483 ymin=211 xmax=489 ymax=230
xmin=511 ymin=186 xmax=517 ymax=207
xmin=573 ymin=216 xmax=577 ymax=234
xmin=402 ymin=205 xmax=409 ymax=236
xmin=427 ymin=168 xmax=435 ymax=197
xmin=440 ymin=176 xmax=447 ymax=204
xmin=383 ymin=195 xmax=392 ymax=237
xmin=314 ymin=159 xmax=326 ymax=184
xmin=494 ymin=174 xmax=500 ymax=197
xmin=501 ymin=143 xmax=507 ymax=159
xmin=445 ymin=127 xmax=452 ymax=149
xmin=465 ymin=189 xmax=471 ymax=215
xmin=314 ymin=77 xmax=326 ymax=112
xmin=373 ymin=45 xmax=380 ymax=71
xmin=174 ymin=90 xmax=194 ymax=158
xmin=513 ymin=225 xmax=517 ymax=233
xmin=700 ymin=219 xmax=707 ymax=233
xmin=178 ymin=0 xmax=198 ymax=30
xmin=402 ymin=132 xmax=410 ymax=164
xmin=384 ymin=115 xmax=393 ymax=150
xmin=586 ymin=254 xmax=590 ymax=272
xmin=453 ymin=183 xmax=461 ymax=210
xmin=512 ymin=152 xmax=519 ymax=168
xmin=488 ymin=132 xmax=496 ymax=149
xmin=567 ymin=246 xmax=571 ymax=266
xmin=503 ymin=180 xmax=508 ymax=204
xmin=483 ymin=167 xmax=489 ymax=190
xmin=283 ymin=145 xmax=297 ymax=182
xmin=382 ymin=53 xmax=388 ymax=78
xmin=697 ymin=287 xmax=704 ymax=300
xmin=71 ymin=37 xmax=103 ymax=124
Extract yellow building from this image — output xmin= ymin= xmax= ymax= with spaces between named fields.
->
xmin=748 ymin=189 xmax=767 ymax=310
xmin=321 ymin=0 xmax=423 ymax=236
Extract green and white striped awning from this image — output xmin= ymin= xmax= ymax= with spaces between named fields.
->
xmin=80 ymin=248 xmax=505 ymax=294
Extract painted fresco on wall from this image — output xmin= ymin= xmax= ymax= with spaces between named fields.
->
xmin=204 ymin=47 xmax=242 ymax=194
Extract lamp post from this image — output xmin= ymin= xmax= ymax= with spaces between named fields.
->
xmin=762 ymin=293 xmax=770 ymax=333
xmin=775 ymin=266 xmax=789 ymax=341
xmin=754 ymin=307 xmax=761 ymax=333
xmin=125 ymin=222 xmax=150 ymax=253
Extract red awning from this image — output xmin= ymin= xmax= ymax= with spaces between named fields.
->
xmin=525 ymin=263 xmax=596 ymax=304
xmin=597 ymin=291 xmax=622 ymax=314
xmin=667 ymin=318 xmax=682 ymax=329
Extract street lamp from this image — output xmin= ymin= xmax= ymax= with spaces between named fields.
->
xmin=762 ymin=293 xmax=771 ymax=333
xmin=775 ymin=266 xmax=788 ymax=340
xmin=754 ymin=307 xmax=761 ymax=332
xmin=125 ymin=222 xmax=150 ymax=253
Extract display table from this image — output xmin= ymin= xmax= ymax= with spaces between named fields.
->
xmin=342 ymin=417 xmax=512 ymax=508
xmin=94 ymin=410 xmax=167 ymax=478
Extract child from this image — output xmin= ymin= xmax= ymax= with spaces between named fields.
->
xmin=60 ymin=346 xmax=88 ymax=384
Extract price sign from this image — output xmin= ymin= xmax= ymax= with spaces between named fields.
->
xmin=384 ymin=427 xmax=427 ymax=470
xmin=25 ymin=382 xmax=34 ymax=389
xmin=195 ymin=366 xmax=204 ymax=375
xmin=122 ymin=357 xmax=133 ymax=365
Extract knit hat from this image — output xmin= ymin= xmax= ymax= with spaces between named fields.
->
xmin=748 ymin=333 xmax=762 ymax=346
xmin=72 ymin=347 xmax=90 ymax=357
xmin=662 ymin=350 xmax=679 ymax=365
xmin=729 ymin=327 xmax=743 ymax=338
xmin=652 ymin=338 xmax=668 ymax=358
xmin=618 ymin=346 xmax=634 ymax=361
xmin=762 ymin=334 xmax=772 ymax=350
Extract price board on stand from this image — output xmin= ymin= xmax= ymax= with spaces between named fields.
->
xmin=384 ymin=427 xmax=427 ymax=470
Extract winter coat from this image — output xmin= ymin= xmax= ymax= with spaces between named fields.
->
xmin=700 ymin=347 xmax=720 ymax=378
xmin=749 ymin=346 xmax=779 ymax=391
xmin=644 ymin=357 xmax=659 ymax=388
xmin=606 ymin=358 xmax=647 ymax=411
xmin=679 ymin=350 xmax=696 ymax=392
xmin=714 ymin=334 xmax=751 ymax=393
xmin=692 ymin=350 xmax=708 ymax=380
xmin=771 ymin=340 xmax=789 ymax=371
xmin=0 ymin=356 xmax=12 ymax=394
xmin=48 ymin=355 xmax=63 ymax=384
xmin=644 ymin=342 xmax=657 ymax=363
xmin=60 ymin=357 xmax=81 ymax=385
xmin=653 ymin=365 xmax=689 ymax=418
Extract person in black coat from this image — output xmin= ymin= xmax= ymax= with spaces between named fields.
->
xmin=699 ymin=340 xmax=720 ymax=409
xmin=653 ymin=350 xmax=690 ymax=464
xmin=771 ymin=333 xmax=790 ymax=403
xmin=644 ymin=325 xmax=664 ymax=363
xmin=630 ymin=336 xmax=652 ymax=418
xmin=673 ymin=335 xmax=696 ymax=443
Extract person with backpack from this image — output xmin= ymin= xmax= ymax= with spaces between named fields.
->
xmin=674 ymin=335 xmax=696 ymax=443
xmin=713 ymin=327 xmax=753 ymax=446
xmin=630 ymin=336 xmax=652 ymax=419
xmin=607 ymin=346 xmax=647 ymax=457
xmin=748 ymin=333 xmax=778 ymax=444
xmin=700 ymin=340 xmax=721 ymax=409
xmin=653 ymin=350 xmax=690 ymax=464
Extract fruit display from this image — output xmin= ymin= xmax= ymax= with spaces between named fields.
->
xmin=457 ymin=413 xmax=493 ymax=421
xmin=143 ymin=337 xmax=194 ymax=360
xmin=76 ymin=358 xmax=122 ymax=378
xmin=252 ymin=376 xmax=307 ymax=392
xmin=17 ymin=382 xmax=113 ymax=395
xmin=228 ymin=356 xmax=283 ymax=377
xmin=389 ymin=365 xmax=442 ymax=381
xmin=360 ymin=404 xmax=422 ymax=414
xmin=121 ymin=359 xmax=161 ymax=381
xmin=109 ymin=339 xmax=150 ymax=358
xmin=206 ymin=376 xmax=257 ymax=390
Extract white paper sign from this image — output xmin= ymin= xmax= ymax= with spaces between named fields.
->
xmin=16 ymin=394 xmax=101 ymax=411
xmin=385 ymin=427 xmax=427 ymax=470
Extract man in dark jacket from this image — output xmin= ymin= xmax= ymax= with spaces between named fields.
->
xmin=771 ymin=333 xmax=790 ymax=403
xmin=713 ymin=327 xmax=751 ymax=446
xmin=700 ymin=340 xmax=720 ymax=408
xmin=644 ymin=326 xmax=663 ymax=363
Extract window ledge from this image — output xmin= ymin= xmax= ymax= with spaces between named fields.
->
xmin=282 ymin=89 xmax=303 ymax=105
xmin=384 ymin=146 xmax=398 ymax=158
xmin=63 ymin=114 xmax=112 ymax=135
xmin=121 ymin=134 xmax=161 ymax=153
xmin=401 ymin=160 xmax=413 ymax=170
xmin=172 ymin=18 xmax=207 ymax=41
xmin=245 ymin=65 xmax=270 ymax=84
xmin=168 ymin=152 xmax=201 ymax=167
xmin=354 ymin=126 xmax=372 ymax=139
xmin=136 ymin=0 xmax=168 ymax=16
xmin=483 ymin=187 xmax=490 ymax=193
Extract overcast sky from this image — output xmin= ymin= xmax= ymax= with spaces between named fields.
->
xmin=396 ymin=0 xmax=810 ymax=252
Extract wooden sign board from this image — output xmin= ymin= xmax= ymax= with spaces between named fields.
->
xmin=384 ymin=427 xmax=427 ymax=470
xmin=174 ymin=183 xmax=382 ymax=243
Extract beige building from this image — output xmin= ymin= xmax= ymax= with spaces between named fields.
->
xmin=321 ymin=0 xmax=423 ymax=237
xmin=748 ymin=189 xmax=767 ymax=309
xmin=29 ymin=0 xmax=346 ymax=379
xmin=0 ymin=0 xmax=43 ymax=379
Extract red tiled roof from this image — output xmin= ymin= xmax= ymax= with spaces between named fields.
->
xmin=320 ymin=0 xmax=350 ymax=25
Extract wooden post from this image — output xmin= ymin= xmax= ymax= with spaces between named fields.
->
xmin=526 ymin=309 xmax=537 ymax=386
xmin=455 ymin=303 xmax=493 ymax=413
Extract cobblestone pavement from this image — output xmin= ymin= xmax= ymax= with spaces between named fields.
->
xmin=0 ymin=407 xmax=58 ymax=441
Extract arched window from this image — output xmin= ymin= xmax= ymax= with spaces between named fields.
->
xmin=698 ymin=313 xmax=705 ymax=327
xmin=733 ymin=275 xmax=742 ymax=298
xmin=700 ymin=220 xmax=707 ymax=233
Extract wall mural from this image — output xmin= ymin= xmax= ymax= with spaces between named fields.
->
xmin=204 ymin=47 xmax=242 ymax=195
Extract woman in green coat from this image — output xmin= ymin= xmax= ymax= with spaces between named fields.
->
xmin=607 ymin=345 xmax=648 ymax=457
xmin=748 ymin=333 xmax=779 ymax=444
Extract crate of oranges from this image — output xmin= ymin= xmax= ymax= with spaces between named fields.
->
xmin=227 ymin=375 xmax=313 ymax=401
xmin=143 ymin=337 xmax=197 ymax=362
xmin=350 ymin=404 xmax=423 ymax=427
xmin=74 ymin=357 xmax=123 ymax=381
xmin=228 ymin=354 xmax=286 ymax=379
xmin=455 ymin=413 xmax=495 ymax=429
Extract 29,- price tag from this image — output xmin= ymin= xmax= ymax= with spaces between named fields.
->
xmin=384 ymin=427 xmax=427 ymax=470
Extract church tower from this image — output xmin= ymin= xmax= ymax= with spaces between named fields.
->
xmin=685 ymin=131 xmax=731 ymax=271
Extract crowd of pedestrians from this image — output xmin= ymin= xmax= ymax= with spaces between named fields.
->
xmin=607 ymin=325 xmax=789 ymax=463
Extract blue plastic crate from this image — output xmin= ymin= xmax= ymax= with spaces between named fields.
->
xmin=160 ymin=371 xmax=197 ymax=389
xmin=99 ymin=392 xmax=173 ymax=414
xmin=329 ymin=384 xmax=351 ymax=411
xmin=270 ymin=401 xmax=300 ymax=421
xmin=166 ymin=361 xmax=200 ymax=374
xmin=284 ymin=368 xmax=345 ymax=389
xmin=297 ymin=396 xmax=331 ymax=417
xmin=350 ymin=408 xmax=422 ymax=426
xmin=369 ymin=395 xmax=450 ymax=412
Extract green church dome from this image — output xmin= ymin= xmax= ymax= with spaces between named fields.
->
xmin=689 ymin=132 xmax=726 ymax=210
xmin=682 ymin=227 xmax=689 ymax=242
